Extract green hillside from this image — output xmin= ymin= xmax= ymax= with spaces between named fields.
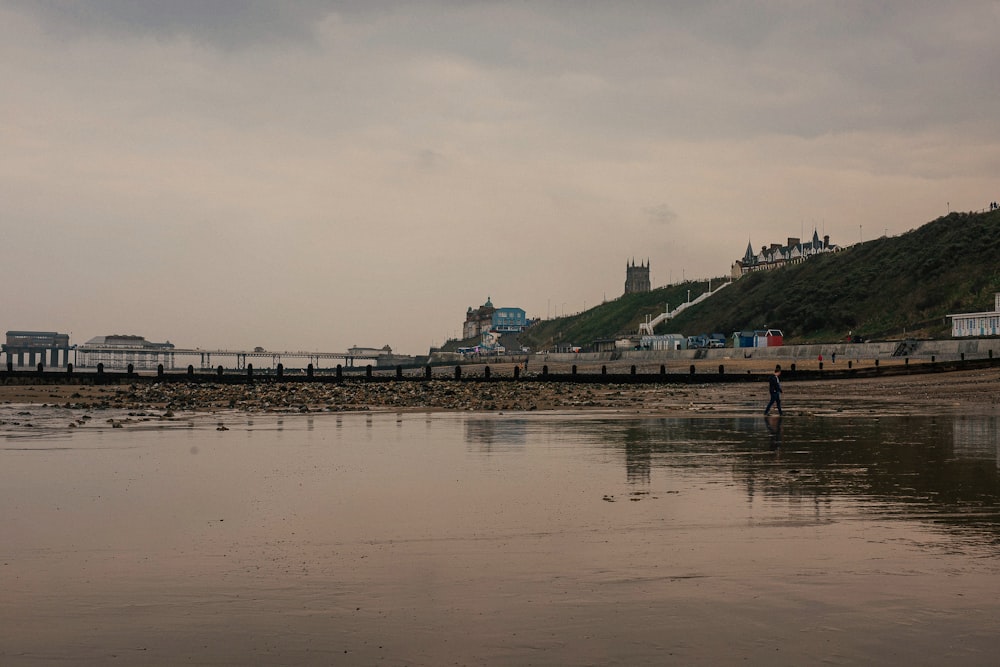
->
xmin=517 ymin=208 xmax=1000 ymax=350
xmin=517 ymin=280 xmax=718 ymax=350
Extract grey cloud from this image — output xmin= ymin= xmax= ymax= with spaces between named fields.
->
xmin=491 ymin=1 xmax=1000 ymax=141
xmin=13 ymin=1 xmax=997 ymax=138
xmin=4 ymin=0 xmax=334 ymax=49
xmin=646 ymin=204 xmax=678 ymax=226
xmin=415 ymin=149 xmax=445 ymax=170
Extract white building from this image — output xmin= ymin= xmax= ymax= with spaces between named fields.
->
xmin=948 ymin=293 xmax=1000 ymax=337
xmin=640 ymin=334 xmax=686 ymax=350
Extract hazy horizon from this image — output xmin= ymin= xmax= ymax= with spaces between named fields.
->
xmin=3 ymin=1 xmax=998 ymax=355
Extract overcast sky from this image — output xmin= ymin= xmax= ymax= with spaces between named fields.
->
xmin=3 ymin=1 xmax=998 ymax=355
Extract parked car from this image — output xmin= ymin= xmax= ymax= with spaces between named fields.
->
xmin=686 ymin=335 xmax=708 ymax=349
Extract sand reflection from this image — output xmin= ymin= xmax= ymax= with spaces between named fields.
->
xmin=1 ymin=411 xmax=999 ymax=665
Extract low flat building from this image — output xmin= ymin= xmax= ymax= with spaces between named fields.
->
xmin=3 ymin=330 xmax=72 ymax=368
xmin=641 ymin=334 xmax=686 ymax=351
xmin=347 ymin=345 xmax=393 ymax=357
xmin=948 ymin=293 xmax=1000 ymax=337
xmin=76 ymin=334 xmax=175 ymax=370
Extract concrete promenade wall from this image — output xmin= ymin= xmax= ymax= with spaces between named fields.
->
xmin=721 ymin=339 xmax=1000 ymax=362
xmin=619 ymin=343 xmax=897 ymax=363
xmin=535 ymin=338 xmax=999 ymax=365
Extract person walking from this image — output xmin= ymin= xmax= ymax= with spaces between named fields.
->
xmin=764 ymin=364 xmax=783 ymax=415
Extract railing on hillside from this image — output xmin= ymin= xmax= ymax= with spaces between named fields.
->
xmin=639 ymin=281 xmax=732 ymax=336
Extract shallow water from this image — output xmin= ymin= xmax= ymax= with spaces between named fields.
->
xmin=1 ymin=409 xmax=999 ymax=665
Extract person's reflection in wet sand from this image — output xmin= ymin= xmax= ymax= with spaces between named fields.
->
xmin=765 ymin=414 xmax=783 ymax=452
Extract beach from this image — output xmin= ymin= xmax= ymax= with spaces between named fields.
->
xmin=2 ymin=363 xmax=1000 ymax=417
xmin=2 ymin=366 xmax=1000 ymax=665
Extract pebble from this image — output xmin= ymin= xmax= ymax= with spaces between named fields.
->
xmin=87 ymin=380 xmax=660 ymax=414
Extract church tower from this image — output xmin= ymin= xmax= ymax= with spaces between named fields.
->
xmin=624 ymin=259 xmax=651 ymax=295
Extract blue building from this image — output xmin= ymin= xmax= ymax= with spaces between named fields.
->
xmin=463 ymin=298 xmax=528 ymax=339
xmin=492 ymin=307 xmax=527 ymax=333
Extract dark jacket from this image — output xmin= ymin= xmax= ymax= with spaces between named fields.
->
xmin=768 ymin=373 xmax=782 ymax=395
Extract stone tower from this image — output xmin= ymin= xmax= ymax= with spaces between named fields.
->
xmin=624 ymin=259 xmax=651 ymax=295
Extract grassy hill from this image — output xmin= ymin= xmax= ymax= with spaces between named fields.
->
xmin=515 ymin=280 xmax=719 ymax=350
xmin=514 ymin=208 xmax=1000 ymax=350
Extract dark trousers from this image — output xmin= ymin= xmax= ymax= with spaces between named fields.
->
xmin=765 ymin=392 xmax=782 ymax=415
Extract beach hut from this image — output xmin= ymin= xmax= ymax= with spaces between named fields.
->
xmin=755 ymin=329 xmax=783 ymax=347
xmin=732 ymin=331 xmax=756 ymax=348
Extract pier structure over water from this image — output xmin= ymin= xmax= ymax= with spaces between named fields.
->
xmin=72 ymin=343 xmax=381 ymax=371
xmin=2 ymin=331 xmax=387 ymax=372
xmin=74 ymin=335 xmax=176 ymax=371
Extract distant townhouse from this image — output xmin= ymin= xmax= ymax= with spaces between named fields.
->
xmin=948 ymin=293 xmax=1000 ymax=337
xmin=731 ymin=230 xmax=838 ymax=280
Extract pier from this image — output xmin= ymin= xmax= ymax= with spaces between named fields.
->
xmin=71 ymin=344 xmax=382 ymax=371
xmin=3 ymin=338 xmax=383 ymax=372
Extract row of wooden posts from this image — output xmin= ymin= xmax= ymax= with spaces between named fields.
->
xmin=6 ymin=350 xmax=990 ymax=380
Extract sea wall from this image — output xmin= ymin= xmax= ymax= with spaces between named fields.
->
xmin=536 ymin=338 xmax=999 ymax=364
xmin=722 ymin=339 xmax=1000 ymax=362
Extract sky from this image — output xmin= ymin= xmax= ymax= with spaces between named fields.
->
xmin=3 ymin=1 xmax=998 ymax=355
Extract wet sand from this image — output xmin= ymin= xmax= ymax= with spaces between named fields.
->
xmin=2 ymin=369 xmax=1000 ymax=665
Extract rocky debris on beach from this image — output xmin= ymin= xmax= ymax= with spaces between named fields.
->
xmin=7 ymin=367 xmax=1000 ymax=421
xmin=48 ymin=381 xmax=701 ymax=414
